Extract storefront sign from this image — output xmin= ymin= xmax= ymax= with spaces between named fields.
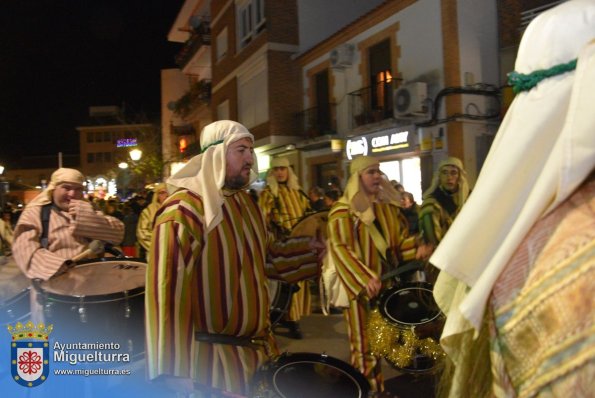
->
xmin=116 ymin=138 xmax=138 ymax=148
xmin=346 ymin=126 xmax=415 ymax=159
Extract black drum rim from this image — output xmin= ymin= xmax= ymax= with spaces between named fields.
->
xmin=268 ymin=352 xmax=370 ymax=398
xmin=379 ymin=283 xmax=442 ymax=327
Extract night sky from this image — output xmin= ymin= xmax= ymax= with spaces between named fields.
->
xmin=0 ymin=0 xmax=184 ymax=168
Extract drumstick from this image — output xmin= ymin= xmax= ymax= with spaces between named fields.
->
xmin=70 ymin=240 xmax=105 ymax=263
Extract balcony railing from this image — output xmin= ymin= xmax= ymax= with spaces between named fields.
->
xmin=296 ymin=104 xmax=336 ymax=139
xmin=348 ymin=79 xmax=399 ymax=128
xmin=175 ymin=22 xmax=211 ymax=69
xmin=173 ymin=79 xmax=212 ymax=118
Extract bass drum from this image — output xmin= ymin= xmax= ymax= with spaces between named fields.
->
xmin=377 ymin=281 xmax=445 ymax=373
xmin=290 ymin=211 xmax=329 ymax=240
xmin=34 ymin=258 xmax=146 ymax=359
xmin=0 ymin=257 xmax=31 ymax=326
xmin=251 ymin=352 xmax=370 ymax=398
xmin=268 ymin=279 xmax=295 ymax=326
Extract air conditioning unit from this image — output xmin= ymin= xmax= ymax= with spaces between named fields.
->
xmin=393 ymin=82 xmax=428 ymax=117
xmin=330 ymin=44 xmax=355 ymax=69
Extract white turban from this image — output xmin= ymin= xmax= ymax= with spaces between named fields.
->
xmin=432 ymin=0 xmax=595 ymax=339
xmin=265 ymin=157 xmax=301 ymax=197
xmin=166 ymin=120 xmax=257 ymax=232
xmin=27 ymin=168 xmax=86 ymax=207
xmin=338 ymin=156 xmax=400 ymax=225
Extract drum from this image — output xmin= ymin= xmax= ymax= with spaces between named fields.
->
xmin=374 ymin=281 xmax=445 ymax=373
xmin=268 ymin=279 xmax=295 ymax=326
xmin=251 ymin=352 xmax=370 ymax=398
xmin=289 ymin=211 xmax=329 ymax=240
xmin=34 ymin=258 xmax=146 ymax=358
xmin=0 ymin=257 xmax=31 ymax=325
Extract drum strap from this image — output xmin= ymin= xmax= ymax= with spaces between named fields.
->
xmin=40 ymin=203 xmax=53 ymax=249
xmin=194 ymin=332 xmax=267 ymax=349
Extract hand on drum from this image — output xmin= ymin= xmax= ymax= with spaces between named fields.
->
xmin=365 ymin=276 xmax=382 ymax=299
xmin=308 ymin=234 xmax=327 ymax=263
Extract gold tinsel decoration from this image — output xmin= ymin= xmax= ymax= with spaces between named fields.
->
xmin=367 ymin=308 xmax=445 ymax=370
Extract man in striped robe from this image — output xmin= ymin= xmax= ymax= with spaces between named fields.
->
xmin=13 ymin=168 xmax=125 ymax=281
xmin=258 ymin=157 xmax=312 ymax=339
xmin=327 ymin=156 xmax=416 ymax=393
xmin=145 ymin=121 xmax=322 ymax=397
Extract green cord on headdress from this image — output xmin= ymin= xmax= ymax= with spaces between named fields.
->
xmin=200 ymin=139 xmax=224 ymax=153
xmin=507 ymin=59 xmax=577 ymax=94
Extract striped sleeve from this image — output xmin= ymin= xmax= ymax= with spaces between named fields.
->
xmin=327 ymin=204 xmax=376 ymax=298
xmin=266 ymin=236 xmax=319 ymax=283
xmin=145 ymin=194 xmax=200 ymax=380
xmin=70 ymin=200 xmax=124 ymax=244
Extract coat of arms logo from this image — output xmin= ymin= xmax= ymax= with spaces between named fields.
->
xmin=7 ymin=321 xmax=53 ymax=387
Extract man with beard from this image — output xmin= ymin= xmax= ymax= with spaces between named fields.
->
xmin=145 ymin=120 xmax=324 ymax=397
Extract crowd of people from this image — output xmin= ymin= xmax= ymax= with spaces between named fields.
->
xmin=3 ymin=3 xmax=593 ymax=396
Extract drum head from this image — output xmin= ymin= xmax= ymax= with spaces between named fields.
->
xmin=253 ymin=352 xmax=369 ymax=398
xmin=290 ymin=211 xmax=328 ymax=239
xmin=40 ymin=258 xmax=146 ymax=297
xmin=379 ymin=283 xmax=442 ymax=327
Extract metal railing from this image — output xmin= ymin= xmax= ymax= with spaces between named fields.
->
xmin=519 ymin=1 xmax=564 ymax=32
xmin=175 ymin=22 xmax=212 ymax=68
xmin=348 ymin=79 xmax=399 ymax=128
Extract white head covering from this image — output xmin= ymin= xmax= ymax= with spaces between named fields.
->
xmin=339 ymin=156 xmax=400 ymax=225
xmin=432 ymin=0 xmax=595 ymax=340
xmin=422 ymin=156 xmax=470 ymax=206
xmin=27 ymin=168 xmax=86 ymax=207
xmin=265 ymin=157 xmax=301 ymax=197
xmin=166 ymin=120 xmax=257 ymax=232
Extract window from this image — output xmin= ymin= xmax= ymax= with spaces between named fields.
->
xmin=94 ymin=132 xmax=102 ymax=142
xmin=217 ymin=100 xmax=230 ymax=120
xmin=87 ymin=132 xmax=94 ymax=143
xmin=216 ymin=28 xmax=228 ymax=61
xmin=104 ymin=152 xmax=112 ymax=163
xmin=238 ymin=63 xmax=268 ymax=128
xmin=238 ymin=0 xmax=265 ymax=48
xmin=87 ymin=153 xmax=95 ymax=163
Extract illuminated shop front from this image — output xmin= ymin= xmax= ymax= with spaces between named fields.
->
xmin=346 ymin=125 xmax=423 ymax=203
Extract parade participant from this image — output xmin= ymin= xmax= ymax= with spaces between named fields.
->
xmin=308 ymin=186 xmax=326 ymax=211
xmin=145 ymin=120 xmax=324 ymax=397
xmin=430 ymin=1 xmax=595 ymax=396
xmin=136 ymin=182 xmax=168 ymax=259
xmin=417 ymin=157 xmax=470 ymax=262
xmin=259 ymin=157 xmax=312 ymax=339
xmin=0 ymin=208 xmax=14 ymax=258
xmin=12 ymin=168 xmax=124 ymax=281
xmin=327 ymin=156 xmax=416 ymax=393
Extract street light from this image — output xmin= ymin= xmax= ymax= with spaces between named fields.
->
xmin=129 ymin=149 xmax=142 ymax=161
xmin=118 ymin=162 xmax=129 ymax=169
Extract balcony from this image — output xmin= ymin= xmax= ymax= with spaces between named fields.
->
xmin=175 ymin=22 xmax=211 ymax=69
xmin=173 ymin=79 xmax=212 ymax=119
xmin=348 ymin=79 xmax=399 ymax=129
xmin=296 ymin=104 xmax=336 ymax=139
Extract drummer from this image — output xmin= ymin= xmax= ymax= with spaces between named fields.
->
xmin=327 ymin=156 xmax=416 ymax=394
xmin=145 ymin=120 xmax=324 ymax=397
xmin=259 ymin=157 xmax=313 ymax=339
xmin=12 ymin=168 xmax=124 ymax=282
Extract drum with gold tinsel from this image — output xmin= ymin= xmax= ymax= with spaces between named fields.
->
xmin=367 ymin=282 xmax=446 ymax=373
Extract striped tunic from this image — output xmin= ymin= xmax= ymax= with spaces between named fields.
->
xmin=145 ymin=188 xmax=318 ymax=396
xmin=327 ymin=201 xmax=415 ymax=392
xmin=259 ymin=184 xmax=310 ymax=234
xmin=259 ymin=184 xmax=313 ymax=320
xmin=12 ymin=201 xmax=125 ymax=280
